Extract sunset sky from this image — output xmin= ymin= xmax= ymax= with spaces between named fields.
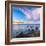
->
xmin=11 ymin=5 xmax=42 ymax=24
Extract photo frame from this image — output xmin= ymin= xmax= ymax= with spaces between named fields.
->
xmin=5 ymin=1 xmax=45 ymax=45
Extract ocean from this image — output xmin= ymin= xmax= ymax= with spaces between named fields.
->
xmin=11 ymin=24 xmax=40 ymax=38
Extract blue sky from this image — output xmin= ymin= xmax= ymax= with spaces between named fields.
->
xmin=12 ymin=5 xmax=41 ymax=24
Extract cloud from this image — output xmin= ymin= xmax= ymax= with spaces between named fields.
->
xmin=23 ymin=7 xmax=33 ymax=20
xmin=18 ymin=7 xmax=33 ymax=20
xmin=32 ymin=8 xmax=41 ymax=21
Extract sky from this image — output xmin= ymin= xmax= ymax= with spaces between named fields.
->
xmin=11 ymin=5 xmax=42 ymax=24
